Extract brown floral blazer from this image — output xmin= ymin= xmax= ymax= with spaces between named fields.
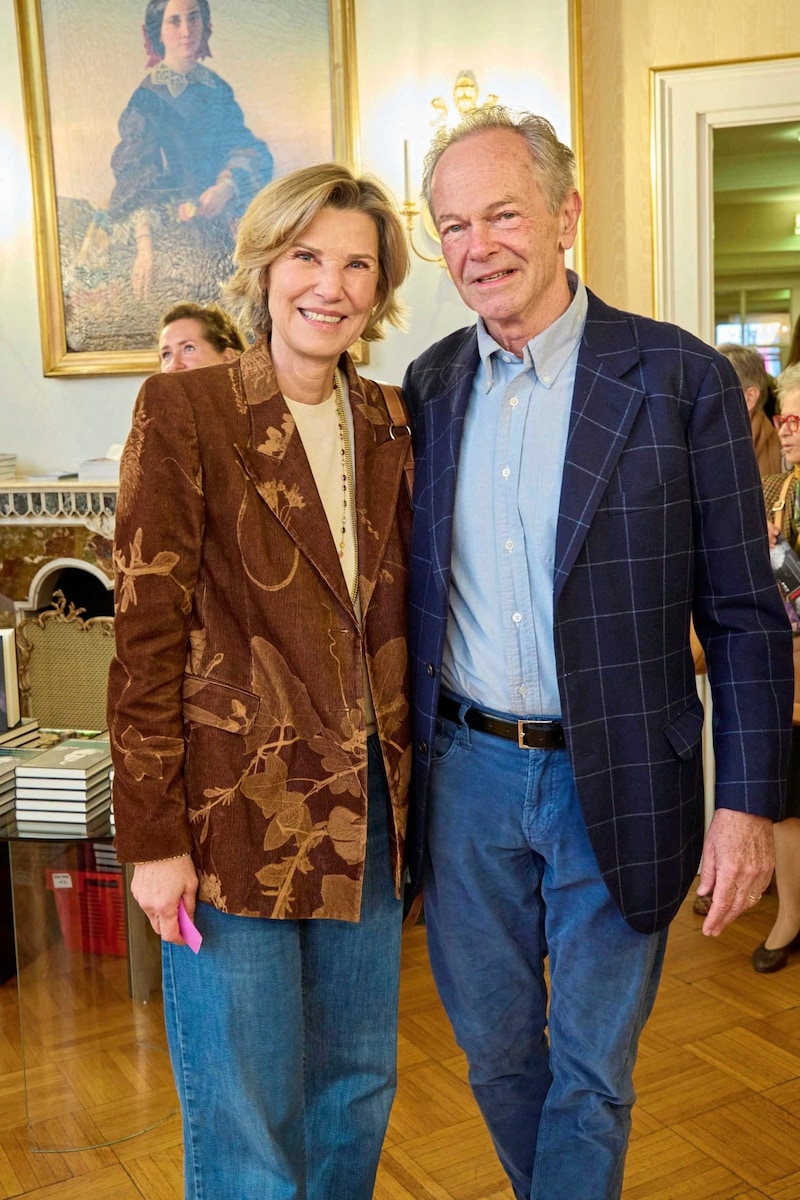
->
xmin=107 ymin=339 xmax=412 ymax=921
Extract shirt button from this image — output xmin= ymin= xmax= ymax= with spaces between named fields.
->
xmin=426 ymin=663 xmax=435 ymax=677
xmin=542 ymin=372 xmax=551 ymax=382
xmin=418 ymin=740 xmax=428 ymax=755
xmin=505 ymin=539 xmax=514 ymax=551
xmin=502 ymin=467 xmax=511 ymax=479
xmin=509 ymin=396 xmax=519 ymax=408
xmin=519 ymin=684 xmax=529 ymax=696
xmin=503 ymin=355 xmax=512 ymax=363
xmin=512 ymin=612 xmax=522 ymax=624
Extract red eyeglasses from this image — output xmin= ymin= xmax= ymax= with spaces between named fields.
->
xmin=773 ymin=414 xmax=800 ymax=434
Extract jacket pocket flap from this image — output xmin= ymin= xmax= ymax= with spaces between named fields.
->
xmin=182 ymin=676 xmax=259 ymax=734
xmin=663 ymin=701 xmax=704 ymax=761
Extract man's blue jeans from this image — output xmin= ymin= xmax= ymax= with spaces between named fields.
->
xmin=425 ymin=705 xmax=668 ymax=1200
xmin=162 ymin=734 xmax=402 ymax=1200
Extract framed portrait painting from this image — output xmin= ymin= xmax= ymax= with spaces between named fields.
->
xmin=15 ymin=0 xmax=360 ymax=376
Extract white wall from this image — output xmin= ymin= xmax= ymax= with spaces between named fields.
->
xmin=355 ymin=0 xmax=572 ymax=386
xmin=0 ymin=0 xmax=571 ymax=472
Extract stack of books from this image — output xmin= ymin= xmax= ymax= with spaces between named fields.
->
xmin=0 ymin=717 xmax=41 ymax=749
xmin=0 ymin=757 xmax=15 ymax=817
xmin=93 ymin=841 xmax=120 ymax=872
xmin=15 ymin=740 xmax=113 ymax=836
xmin=0 ymin=453 xmax=16 ymax=480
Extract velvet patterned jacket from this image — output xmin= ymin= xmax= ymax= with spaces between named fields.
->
xmin=107 ymin=339 xmax=412 ymax=921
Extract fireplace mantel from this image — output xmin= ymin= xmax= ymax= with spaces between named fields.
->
xmin=0 ymin=479 xmax=118 ymax=612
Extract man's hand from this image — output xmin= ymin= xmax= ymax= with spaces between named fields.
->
xmin=695 ymin=809 xmax=774 ymax=937
xmin=131 ymin=855 xmax=198 ymax=945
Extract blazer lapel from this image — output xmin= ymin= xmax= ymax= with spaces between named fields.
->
xmin=234 ymin=340 xmax=354 ymax=613
xmin=345 ymin=362 xmax=410 ymax=616
xmin=423 ymin=332 xmax=480 ymax=603
xmin=554 ymin=293 xmax=645 ymax=605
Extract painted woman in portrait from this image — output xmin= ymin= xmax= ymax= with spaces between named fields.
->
xmin=107 ymin=0 xmax=273 ymax=307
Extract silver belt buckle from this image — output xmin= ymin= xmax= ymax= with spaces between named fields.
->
xmin=517 ymin=719 xmax=551 ymax=749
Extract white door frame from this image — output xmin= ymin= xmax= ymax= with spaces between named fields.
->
xmin=653 ymin=57 xmax=800 ymax=829
xmin=652 ymin=57 xmax=800 ymax=340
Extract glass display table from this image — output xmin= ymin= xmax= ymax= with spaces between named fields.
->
xmin=1 ymin=814 xmax=179 ymax=1152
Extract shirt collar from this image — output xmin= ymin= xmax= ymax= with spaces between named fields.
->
xmin=150 ymin=61 xmax=215 ymax=98
xmin=476 ymin=270 xmax=588 ymax=392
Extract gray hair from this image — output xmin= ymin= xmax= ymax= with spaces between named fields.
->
xmin=776 ymin=362 xmax=800 ymax=404
xmin=421 ymin=104 xmax=576 ymax=218
xmin=716 ymin=343 xmax=769 ymax=407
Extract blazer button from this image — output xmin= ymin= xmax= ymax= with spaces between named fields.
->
xmin=426 ymin=663 xmax=435 ymax=676
xmin=418 ymin=740 xmax=429 ymax=755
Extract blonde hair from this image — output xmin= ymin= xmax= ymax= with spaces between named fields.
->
xmin=421 ymin=104 xmax=576 ymax=218
xmin=224 ymin=163 xmax=409 ymax=342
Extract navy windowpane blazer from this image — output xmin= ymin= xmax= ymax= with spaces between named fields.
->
xmin=403 ymin=288 xmax=793 ymax=934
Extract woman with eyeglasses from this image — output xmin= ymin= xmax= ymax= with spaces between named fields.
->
xmin=754 ymin=362 xmax=800 ymax=972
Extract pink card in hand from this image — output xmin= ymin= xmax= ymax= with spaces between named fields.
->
xmin=178 ymin=900 xmax=203 ymax=953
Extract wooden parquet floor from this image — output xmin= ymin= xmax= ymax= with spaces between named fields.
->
xmin=1 ymin=892 xmax=800 ymax=1198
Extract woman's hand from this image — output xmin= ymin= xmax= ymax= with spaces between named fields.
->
xmin=131 ymin=855 xmax=198 ymax=944
xmin=197 ymin=175 xmax=236 ymax=219
xmin=767 ymin=519 xmax=780 ymax=548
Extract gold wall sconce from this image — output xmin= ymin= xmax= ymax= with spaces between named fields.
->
xmin=402 ymin=71 xmax=499 ymax=267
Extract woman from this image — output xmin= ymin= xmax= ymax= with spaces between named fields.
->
xmin=107 ymin=163 xmax=411 ymax=1198
xmin=754 ymin=361 xmax=800 ymax=971
xmin=158 ymin=300 xmax=245 ymax=371
xmin=109 ymin=0 xmax=273 ymax=304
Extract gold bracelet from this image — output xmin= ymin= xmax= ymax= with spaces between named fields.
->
xmin=132 ymin=853 xmax=191 ymax=866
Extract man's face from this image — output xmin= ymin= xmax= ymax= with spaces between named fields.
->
xmin=430 ymin=128 xmax=581 ymax=354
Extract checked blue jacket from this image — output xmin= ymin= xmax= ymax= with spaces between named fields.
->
xmin=402 ymin=287 xmax=793 ymax=934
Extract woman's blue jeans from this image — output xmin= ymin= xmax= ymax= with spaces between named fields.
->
xmin=425 ymin=707 xmax=669 ymax=1200
xmin=162 ymin=734 xmax=402 ymax=1200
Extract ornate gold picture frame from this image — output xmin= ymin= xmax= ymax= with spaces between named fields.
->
xmin=15 ymin=0 xmax=360 ymax=377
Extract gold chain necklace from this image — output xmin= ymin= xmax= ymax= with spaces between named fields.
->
xmin=333 ymin=370 xmax=359 ymax=603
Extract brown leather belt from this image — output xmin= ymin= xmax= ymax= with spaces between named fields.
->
xmin=438 ymin=696 xmax=566 ymax=750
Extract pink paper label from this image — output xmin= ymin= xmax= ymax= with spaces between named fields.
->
xmin=178 ymin=899 xmax=203 ymax=953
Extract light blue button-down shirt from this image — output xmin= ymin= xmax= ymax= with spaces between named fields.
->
xmin=440 ymin=273 xmax=588 ymax=717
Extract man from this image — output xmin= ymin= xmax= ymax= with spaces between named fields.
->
xmin=158 ymin=301 xmax=245 ymax=372
xmin=716 ymin=342 xmax=781 ymax=477
xmin=403 ymin=105 xmax=793 ymax=1200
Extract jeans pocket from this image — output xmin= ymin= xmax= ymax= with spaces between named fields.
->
xmin=431 ymin=718 xmax=461 ymax=765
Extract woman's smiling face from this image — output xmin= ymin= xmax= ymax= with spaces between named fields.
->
xmin=266 ymin=207 xmax=380 ymax=375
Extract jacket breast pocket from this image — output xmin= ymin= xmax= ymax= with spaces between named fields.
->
xmin=602 ymin=472 xmax=690 ymax=514
xmin=182 ymin=675 xmax=260 ymax=735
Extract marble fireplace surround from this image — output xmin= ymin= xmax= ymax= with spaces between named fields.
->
xmin=0 ymin=480 xmax=117 ymax=616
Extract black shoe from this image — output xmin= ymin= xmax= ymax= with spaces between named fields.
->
xmin=751 ymin=930 xmax=800 ymax=973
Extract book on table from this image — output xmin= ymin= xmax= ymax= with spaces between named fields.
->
xmin=15 ymin=814 xmax=112 ymax=838
xmin=15 ymin=788 xmax=111 ymax=815
xmin=0 ymin=718 xmax=40 ymax=748
xmin=15 ymin=741 xmax=112 ymax=782
xmin=15 ymin=768 xmax=110 ymax=796
xmin=14 ymin=799 xmax=110 ymax=824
